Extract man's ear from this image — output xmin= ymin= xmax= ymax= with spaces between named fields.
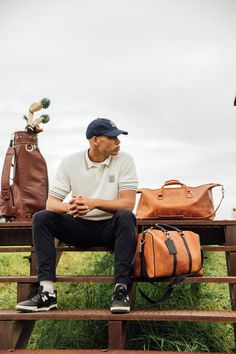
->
xmin=90 ymin=136 xmax=99 ymax=146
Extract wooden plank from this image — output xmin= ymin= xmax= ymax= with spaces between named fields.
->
xmin=2 ymin=245 xmax=236 ymax=253
xmin=202 ymin=246 xmax=236 ymax=252
xmin=108 ymin=320 xmax=127 ymax=349
xmin=0 ymin=220 xmax=233 ymax=247
xmin=11 ymin=219 xmax=228 ymax=228
xmin=0 ymin=321 xmax=14 ymax=349
xmin=0 ymin=220 xmax=234 ymax=248
xmin=0 ymin=222 xmax=32 ymax=228
xmin=55 ymin=246 xmax=111 ymax=252
xmin=1 ymin=275 xmax=236 ymax=283
xmin=136 ymin=219 xmax=236 ymax=226
xmin=225 ymin=225 xmax=236 ymax=344
xmin=0 ymin=220 xmax=236 ymax=352
xmin=0 ymin=247 xmax=33 ymax=252
xmin=0 ymin=246 xmax=111 ymax=253
xmin=0 ymin=229 xmax=32 ymax=246
xmin=0 ymin=320 xmax=36 ymax=349
xmin=1 ymin=309 xmax=236 ymax=322
xmin=1 ymin=219 xmax=236 ymax=227
xmin=0 ymin=350 xmax=228 ymax=354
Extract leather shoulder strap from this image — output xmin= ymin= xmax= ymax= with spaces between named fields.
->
xmin=187 ymin=184 xmax=225 ymax=220
xmin=1 ymin=146 xmax=15 ymax=201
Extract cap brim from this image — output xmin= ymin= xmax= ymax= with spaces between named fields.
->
xmin=103 ymin=129 xmax=128 ymax=137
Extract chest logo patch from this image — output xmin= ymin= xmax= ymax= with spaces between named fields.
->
xmin=108 ymin=175 xmax=115 ymax=183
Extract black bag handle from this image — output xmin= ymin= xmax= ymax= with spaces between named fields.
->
xmin=136 ymin=275 xmax=186 ymax=305
xmin=154 ymin=223 xmax=182 ymax=233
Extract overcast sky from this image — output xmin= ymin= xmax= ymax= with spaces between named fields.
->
xmin=0 ymin=0 xmax=235 ymax=219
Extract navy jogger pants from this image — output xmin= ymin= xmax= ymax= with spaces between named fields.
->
xmin=32 ymin=209 xmax=137 ymax=285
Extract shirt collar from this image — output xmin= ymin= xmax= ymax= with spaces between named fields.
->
xmin=84 ymin=149 xmax=112 ymax=170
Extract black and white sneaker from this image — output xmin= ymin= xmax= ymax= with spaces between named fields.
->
xmin=110 ymin=284 xmax=130 ymax=314
xmin=15 ymin=286 xmax=57 ymax=313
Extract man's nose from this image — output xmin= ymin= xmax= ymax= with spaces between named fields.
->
xmin=115 ymin=137 xmax=120 ymax=144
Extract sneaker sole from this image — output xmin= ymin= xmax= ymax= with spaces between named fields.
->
xmin=110 ymin=306 xmax=130 ymax=314
xmin=15 ymin=304 xmax=57 ymax=313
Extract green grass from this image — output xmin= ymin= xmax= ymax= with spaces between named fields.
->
xmin=0 ymin=251 xmax=235 ymax=351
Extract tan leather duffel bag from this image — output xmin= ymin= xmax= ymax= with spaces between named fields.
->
xmin=134 ymin=224 xmax=203 ymax=304
xmin=136 ymin=179 xmax=224 ymax=220
xmin=135 ymin=224 xmax=203 ymax=280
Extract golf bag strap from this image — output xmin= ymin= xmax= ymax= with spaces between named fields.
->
xmin=1 ymin=146 xmax=15 ymax=202
xmin=136 ymin=275 xmax=186 ymax=305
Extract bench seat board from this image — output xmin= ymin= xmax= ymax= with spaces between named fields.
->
xmin=1 ymin=309 xmax=236 ymax=322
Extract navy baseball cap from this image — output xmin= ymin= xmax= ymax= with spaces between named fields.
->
xmin=86 ymin=118 xmax=128 ymax=139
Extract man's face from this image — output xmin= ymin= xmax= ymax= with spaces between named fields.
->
xmin=95 ymin=135 xmax=120 ymax=156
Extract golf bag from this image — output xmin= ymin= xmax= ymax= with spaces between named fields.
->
xmin=0 ymin=131 xmax=48 ymax=221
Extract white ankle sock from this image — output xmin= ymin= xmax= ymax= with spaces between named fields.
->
xmin=40 ymin=280 xmax=54 ymax=294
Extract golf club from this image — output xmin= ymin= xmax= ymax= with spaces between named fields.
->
xmin=27 ymin=98 xmax=51 ymax=125
xmin=25 ymin=123 xmax=35 ymax=133
xmin=32 ymin=114 xmax=50 ymax=127
xmin=25 ymin=115 xmax=50 ymax=133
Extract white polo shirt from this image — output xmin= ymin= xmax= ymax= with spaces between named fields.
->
xmin=49 ymin=149 xmax=138 ymax=220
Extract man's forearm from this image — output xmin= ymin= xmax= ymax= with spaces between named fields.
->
xmin=46 ymin=197 xmax=69 ymax=214
xmin=94 ymin=198 xmax=134 ymax=213
xmin=68 ymin=190 xmax=136 ymax=217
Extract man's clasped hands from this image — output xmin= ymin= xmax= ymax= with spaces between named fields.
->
xmin=67 ymin=195 xmax=96 ymax=217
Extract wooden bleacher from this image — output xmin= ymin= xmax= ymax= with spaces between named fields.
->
xmin=0 ymin=219 xmax=236 ymax=352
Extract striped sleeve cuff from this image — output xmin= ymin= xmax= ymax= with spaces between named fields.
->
xmin=119 ymin=183 xmax=138 ymax=192
xmin=49 ymin=190 xmax=67 ymax=200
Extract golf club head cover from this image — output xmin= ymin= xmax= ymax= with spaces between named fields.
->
xmin=41 ymin=98 xmax=50 ymax=109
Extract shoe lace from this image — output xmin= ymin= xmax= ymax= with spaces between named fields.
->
xmin=27 ymin=286 xmax=43 ymax=300
xmin=113 ymin=287 xmax=127 ymax=301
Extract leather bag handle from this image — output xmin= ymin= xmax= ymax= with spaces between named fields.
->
xmin=155 ymin=223 xmax=182 ymax=233
xmin=137 ymin=180 xmax=188 ymax=195
xmin=162 ymin=179 xmax=186 ymax=188
xmin=159 ymin=180 xmax=191 ymax=200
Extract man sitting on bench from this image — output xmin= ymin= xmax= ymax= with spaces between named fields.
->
xmin=16 ymin=118 xmax=138 ymax=314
